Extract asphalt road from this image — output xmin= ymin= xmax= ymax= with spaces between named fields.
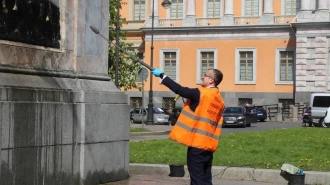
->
xmin=130 ymin=121 xmax=302 ymax=141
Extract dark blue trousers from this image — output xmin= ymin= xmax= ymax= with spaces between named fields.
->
xmin=187 ymin=147 xmax=213 ymax=185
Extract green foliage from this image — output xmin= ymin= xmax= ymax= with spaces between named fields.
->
xmin=109 ymin=0 xmax=141 ymax=90
xmin=130 ymin=127 xmax=330 ymax=171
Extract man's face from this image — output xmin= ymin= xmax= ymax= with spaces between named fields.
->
xmin=201 ymin=70 xmax=214 ymax=87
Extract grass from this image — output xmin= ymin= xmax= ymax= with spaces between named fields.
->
xmin=130 ymin=127 xmax=150 ymax=132
xmin=130 ymin=127 xmax=330 ymax=172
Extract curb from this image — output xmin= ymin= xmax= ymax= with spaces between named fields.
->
xmin=129 ymin=163 xmax=330 ymax=185
xmin=130 ymin=131 xmax=170 ymax=136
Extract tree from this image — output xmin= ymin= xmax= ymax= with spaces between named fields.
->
xmin=108 ymin=0 xmax=141 ymax=91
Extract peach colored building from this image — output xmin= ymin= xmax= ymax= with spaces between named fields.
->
xmin=121 ymin=0 xmax=330 ymax=109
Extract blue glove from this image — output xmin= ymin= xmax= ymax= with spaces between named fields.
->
xmin=151 ymin=68 xmax=163 ymax=77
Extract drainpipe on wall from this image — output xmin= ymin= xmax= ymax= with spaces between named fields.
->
xmin=290 ymin=23 xmax=297 ymax=104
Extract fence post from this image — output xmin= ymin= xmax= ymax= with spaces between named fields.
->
xmin=290 ymin=105 xmax=298 ymax=122
xmin=276 ymin=103 xmax=283 ymax=121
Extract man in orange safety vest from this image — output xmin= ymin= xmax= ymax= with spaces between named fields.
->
xmin=151 ymin=68 xmax=225 ymax=185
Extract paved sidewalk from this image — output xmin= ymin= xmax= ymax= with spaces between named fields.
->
xmin=102 ymin=174 xmax=284 ymax=185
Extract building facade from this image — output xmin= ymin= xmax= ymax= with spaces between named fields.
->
xmin=121 ymin=0 xmax=330 ymax=109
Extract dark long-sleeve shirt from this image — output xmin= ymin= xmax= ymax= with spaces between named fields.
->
xmin=162 ymin=76 xmax=200 ymax=112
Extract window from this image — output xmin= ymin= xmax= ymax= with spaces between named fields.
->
xmin=162 ymin=97 xmax=175 ymax=109
xmin=134 ymin=0 xmax=146 ymax=20
xmin=280 ymin=51 xmax=293 ymax=81
xmin=201 ymin=52 xmax=215 ymax=76
xmin=278 ymin=99 xmax=294 ymax=107
xmin=207 ymin=0 xmax=221 ymax=17
xmin=170 ymin=0 xmax=184 ymax=18
xmin=245 ymin=0 xmax=259 ymax=16
xmin=196 ymin=49 xmax=217 ymax=84
xmin=130 ymin=97 xmax=142 ymax=108
xmin=164 ymin=52 xmax=176 ymax=79
xmin=284 ymin=0 xmax=300 ymax=15
xmin=235 ymin=48 xmax=256 ymax=84
xmin=238 ymin=98 xmax=252 ymax=106
xmin=240 ymin=52 xmax=253 ymax=81
xmin=133 ymin=109 xmax=140 ymax=114
xmin=275 ymin=48 xmax=294 ymax=84
xmin=160 ymin=49 xmax=179 ymax=81
xmin=313 ymin=96 xmax=330 ymax=108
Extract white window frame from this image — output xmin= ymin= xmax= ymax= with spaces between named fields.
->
xmin=129 ymin=0 xmax=148 ymax=21
xmin=275 ymin=48 xmax=295 ymax=85
xmin=241 ymin=0 xmax=262 ymax=16
xmin=160 ymin=49 xmax=180 ymax=82
xmin=196 ymin=48 xmax=218 ymax=84
xmin=166 ymin=0 xmax=186 ymax=19
xmin=281 ymin=0 xmax=300 ymax=15
xmin=235 ymin=48 xmax=257 ymax=84
xmin=202 ymin=0 xmax=223 ymax=17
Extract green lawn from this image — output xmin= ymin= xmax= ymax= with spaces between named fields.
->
xmin=130 ymin=127 xmax=150 ymax=132
xmin=130 ymin=127 xmax=330 ymax=172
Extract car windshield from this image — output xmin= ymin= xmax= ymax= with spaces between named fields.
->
xmin=223 ymin=107 xmax=243 ymax=114
xmin=156 ymin=108 xmax=166 ymax=114
xmin=153 ymin=108 xmax=163 ymax=114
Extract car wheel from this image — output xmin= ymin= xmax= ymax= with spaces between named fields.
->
xmin=319 ymin=118 xmax=329 ymax=128
xmin=241 ymin=120 xmax=246 ymax=128
xmin=247 ymin=123 xmax=251 ymax=127
xmin=260 ymin=119 xmax=265 ymax=122
xmin=130 ymin=118 xmax=135 ymax=124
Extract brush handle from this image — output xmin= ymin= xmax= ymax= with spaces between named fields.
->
xmin=138 ymin=60 xmax=154 ymax=71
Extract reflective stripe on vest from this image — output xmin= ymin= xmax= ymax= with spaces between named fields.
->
xmin=175 ymin=121 xmax=220 ymax=140
xmin=180 ymin=109 xmax=222 ymax=129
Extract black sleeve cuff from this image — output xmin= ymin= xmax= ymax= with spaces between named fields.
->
xmin=159 ymin=73 xmax=164 ymax=79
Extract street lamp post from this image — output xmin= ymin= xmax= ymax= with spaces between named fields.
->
xmin=115 ymin=0 xmax=120 ymax=88
xmin=146 ymin=0 xmax=171 ymax=125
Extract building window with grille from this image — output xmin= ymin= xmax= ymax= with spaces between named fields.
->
xmin=134 ymin=0 xmax=145 ymax=20
xmin=278 ymin=99 xmax=294 ymax=107
xmin=130 ymin=97 xmax=142 ymax=108
xmin=162 ymin=97 xmax=175 ymax=109
xmin=207 ymin=0 xmax=221 ymax=17
xmin=245 ymin=0 xmax=259 ymax=16
xmin=196 ymin=49 xmax=217 ymax=84
xmin=235 ymin=48 xmax=256 ymax=84
xmin=170 ymin=0 xmax=184 ymax=18
xmin=238 ymin=98 xmax=253 ymax=106
xmin=275 ymin=48 xmax=294 ymax=84
xmin=284 ymin=0 xmax=300 ymax=15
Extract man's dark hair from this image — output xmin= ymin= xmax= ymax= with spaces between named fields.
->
xmin=211 ymin=69 xmax=223 ymax=87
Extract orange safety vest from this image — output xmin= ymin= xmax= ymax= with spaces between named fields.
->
xmin=169 ymin=87 xmax=225 ymax=152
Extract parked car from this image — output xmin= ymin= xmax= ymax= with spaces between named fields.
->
xmin=309 ymin=93 xmax=330 ymax=120
xmin=255 ymin=106 xmax=267 ymax=122
xmin=303 ymin=93 xmax=330 ymax=127
xmin=130 ymin=107 xmax=169 ymax=125
xmin=317 ymin=107 xmax=330 ymax=128
xmin=158 ymin=108 xmax=171 ymax=115
xmin=222 ymin=106 xmax=257 ymax=128
xmin=169 ymin=106 xmax=182 ymax=126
